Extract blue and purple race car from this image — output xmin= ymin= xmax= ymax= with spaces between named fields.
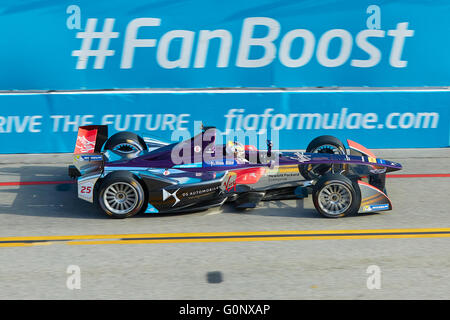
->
xmin=68 ymin=125 xmax=402 ymax=219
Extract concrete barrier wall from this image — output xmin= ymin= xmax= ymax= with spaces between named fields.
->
xmin=0 ymin=1 xmax=448 ymax=153
xmin=0 ymin=1 xmax=449 ymax=89
xmin=0 ymin=90 xmax=448 ymax=153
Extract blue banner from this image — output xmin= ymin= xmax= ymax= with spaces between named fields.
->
xmin=0 ymin=90 xmax=448 ymax=153
xmin=0 ymin=0 xmax=449 ymax=89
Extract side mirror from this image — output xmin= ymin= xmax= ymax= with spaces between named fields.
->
xmin=267 ymin=140 xmax=273 ymax=157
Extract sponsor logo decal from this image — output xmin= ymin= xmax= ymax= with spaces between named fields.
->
xmin=74 ymin=129 xmax=97 ymax=154
xmin=76 ymin=135 xmax=95 ymax=153
xmin=80 ymin=155 xmax=103 ymax=162
xmin=268 ymin=165 xmax=299 ymax=181
xmin=370 ymin=168 xmax=387 ymax=174
xmin=182 ymin=186 xmax=219 ymax=198
xmin=173 ymin=162 xmax=203 ymax=168
xmin=268 ymin=172 xmax=300 ymax=182
xmin=209 ymin=159 xmax=236 ymax=166
xmin=221 ymin=172 xmax=237 ymax=192
xmin=362 ymin=203 xmax=390 ymax=212
xmin=291 ymin=152 xmax=311 ymax=163
xmin=162 ymin=188 xmax=180 ymax=206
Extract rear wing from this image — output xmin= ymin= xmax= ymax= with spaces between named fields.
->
xmin=74 ymin=125 xmax=108 ymax=154
xmin=69 ymin=125 xmax=108 ymax=178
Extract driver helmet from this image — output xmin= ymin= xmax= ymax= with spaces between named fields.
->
xmin=226 ymin=141 xmax=245 ymax=159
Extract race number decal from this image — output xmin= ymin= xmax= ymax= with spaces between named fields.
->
xmin=78 ymin=180 xmax=95 ymax=202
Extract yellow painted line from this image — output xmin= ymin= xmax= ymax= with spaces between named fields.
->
xmin=68 ymin=233 xmax=450 ymax=246
xmin=0 ymin=243 xmax=36 ymax=248
xmin=0 ymin=228 xmax=445 ymax=241
xmin=31 ymin=242 xmax=53 ymax=246
xmin=2 ymin=228 xmax=450 ymax=248
xmin=0 ymin=242 xmax=53 ymax=248
xmin=2 ymin=228 xmax=450 ymax=241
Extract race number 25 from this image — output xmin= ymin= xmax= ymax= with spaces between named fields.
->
xmin=80 ymin=186 xmax=92 ymax=194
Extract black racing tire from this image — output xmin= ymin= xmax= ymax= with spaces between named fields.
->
xmin=96 ymin=171 xmax=148 ymax=219
xmin=312 ymin=173 xmax=361 ymax=218
xmin=300 ymin=135 xmax=347 ymax=180
xmin=103 ymin=131 xmax=147 ymax=155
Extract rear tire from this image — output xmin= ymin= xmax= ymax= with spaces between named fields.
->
xmin=312 ymin=173 xmax=361 ymax=218
xmin=103 ymin=131 xmax=147 ymax=156
xmin=97 ymin=172 xmax=147 ymax=219
xmin=300 ymin=135 xmax=346 ymax=180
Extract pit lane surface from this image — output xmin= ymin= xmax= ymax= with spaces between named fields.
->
xmin=0 ymin=149 xmax=449 ymax=299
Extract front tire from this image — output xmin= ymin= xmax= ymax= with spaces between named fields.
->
xmin=97 ymin=172 xmax=147 ymax=219
xmin=312 ymin=173 xmax=361 ymax=218
xmin=300 ymin=135 xmax=346 ymax=180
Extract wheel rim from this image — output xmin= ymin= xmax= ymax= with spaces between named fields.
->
xmin=103 ymin=182 xmax=139 ymax=215
xmin=311 ymin=144 xmax=343 ymax=155
xmin=112 ymin=142 xmax=143 ymax=154
xmin=318 ymin=182 xmax=352 ymax=216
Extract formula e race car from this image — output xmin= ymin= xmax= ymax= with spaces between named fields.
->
xmin=68 ymin=125 xmax=402 ymax=219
